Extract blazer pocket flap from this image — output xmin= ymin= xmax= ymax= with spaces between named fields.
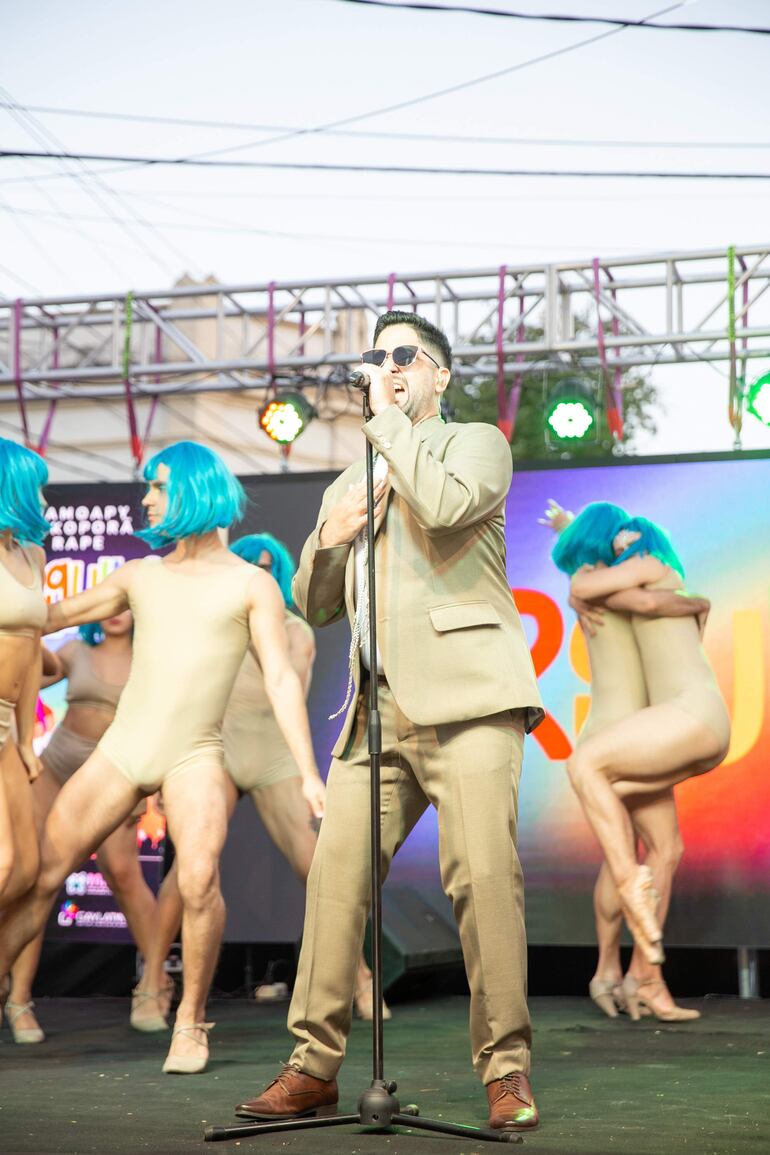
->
xmin=429 ymin=601 xmax=502 ymax=633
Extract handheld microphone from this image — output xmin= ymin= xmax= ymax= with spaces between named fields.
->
xmin=348 ymin=370 xmax=370 ymax=390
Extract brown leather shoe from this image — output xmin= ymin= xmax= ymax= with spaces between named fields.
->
xmin=235 ymin=1064 xmax=338 ymax=1120
xmin=486 ymin=1072 xmax=539 ymax=1131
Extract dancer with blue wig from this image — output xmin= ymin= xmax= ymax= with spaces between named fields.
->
xmin=0 ymin=442 xmax=324 ymax=1075
xmin=0 ymin=438 xmax=48 ymax=916
xmin=142 ymin=533 xmax=388 ymax=1021
xmin=552 ymin=504 xmax=729 ymax=979
xmin=546 ymin=501 xmax=709 ymax=1020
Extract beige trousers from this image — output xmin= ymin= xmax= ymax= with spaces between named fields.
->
xmin=288 ymin=681 xmax=530 ymax=1084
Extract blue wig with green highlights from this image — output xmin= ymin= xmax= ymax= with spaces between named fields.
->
xmin=551 ymin=501 xmax=630 ymax=575
xmin=0 ymin=437 xmax=50 ymax=546
xmin=136 ymin=440 xmax=246 ymax=549
xmin=613 ymin=515 xmax=685 ymax=578
xmin=230 ymin=533 xmax=296 ymax=609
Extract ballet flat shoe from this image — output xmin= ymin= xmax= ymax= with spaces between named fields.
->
xmin=622 ymin=975 xmax=701 ymax=1023
xmin=162 ymin=1021 xmax=214 ymax=1074
xmin=588 ymin=977 xmax=623 ymax=1018
xmin=6 ymin=1000 xmax=45 ymax=1045
xmin=130 ymin=975 xmax=174 ymax=1032
xmin=354 ymin=983 xmax=392 ymax=1022
xmin=618 ymin=865 xmax=665 ymax=966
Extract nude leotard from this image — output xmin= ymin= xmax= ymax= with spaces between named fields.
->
xmin=98 ymin=556 xmax=254 ymax=792
xmin=577 ymin=608 xmax=649 ymax=745
xmin=42 ymin=640 xmax=127 ymax=785
xmin=223 ymin=609 xmax=313 ymax=793
xmin=631 ymin=571 xmax=730 ymax=754
xmin=0 ymin=545 xmax=47 ymax=746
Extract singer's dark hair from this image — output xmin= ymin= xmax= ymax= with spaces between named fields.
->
xmin=373 ymin=311 xmax=452 ymax=370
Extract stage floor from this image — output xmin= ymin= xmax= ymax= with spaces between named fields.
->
xmin=1 ymin=995 xmax=767 ymax=1154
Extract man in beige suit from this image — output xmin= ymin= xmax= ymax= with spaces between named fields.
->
xmin=236 ymin=311 xmax=544 ymax=1133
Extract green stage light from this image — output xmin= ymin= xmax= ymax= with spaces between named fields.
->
xmin=746 ymin=371 xmax=770 ymax=427
xmin=545 ymin=378 xmax=596 ymax=442
xmin=258 ymin=392 xmax=315 ymax=445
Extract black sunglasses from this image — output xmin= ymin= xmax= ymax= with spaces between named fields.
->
xmin=361 ymin=344 xmax=441 ymax=370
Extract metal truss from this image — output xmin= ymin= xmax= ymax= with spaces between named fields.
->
xmin=1 ymin=244 xmax=769 ymax=458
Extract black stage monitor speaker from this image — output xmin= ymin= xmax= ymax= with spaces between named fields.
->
xmin=366 ymin=886 xmax=463 ymax=992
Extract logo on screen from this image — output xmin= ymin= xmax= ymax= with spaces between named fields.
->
xmin=58 ymin=901 xmax=79 ymax=927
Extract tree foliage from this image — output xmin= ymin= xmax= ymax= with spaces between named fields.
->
xmin=447 ymin=321 xmax=659 ymax=462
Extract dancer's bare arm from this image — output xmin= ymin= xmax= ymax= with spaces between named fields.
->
xmin=571 ymin=555 xmax=667 ymax=601
xmin=44 ymin=562 xmax=136 ymax=634
xmin=604 ymin=587 xmax=710 ymax=620
xmin=40 ymin=640 xmax=77 ymax=688
xmin=247 ymin=574 xmax=324 ymax=817
xmin=15 ymin=638 xmax=42 ymax=782
xmin=567 ymin=592 xmax=605 ymax=638
xmin=285 ymin=619 xmax=316 ymax=697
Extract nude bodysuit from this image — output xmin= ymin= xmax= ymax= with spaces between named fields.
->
xmin=577 ymin=608 xmax=649 ymax=745
xmin=631 ymin=571 xmax=730 ymax=753
xmin=43 ymin=640 xmax=127 ymax=785
xmin=0 ymin=546 xmax=47 ymax=746
xmin=98 ymin=556 xmax=254 ymax=791
xmin=223 ymin=609 xmax=313 ymax=793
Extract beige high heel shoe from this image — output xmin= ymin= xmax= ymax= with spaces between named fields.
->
xmin=588 ymin=978 xmax=624 ymax=1018
xmin=162 ymin=1021 xmax=215 ymax=1074
xmin=621 ymin=975 xmax=701 ymax=1022
xmin=618 ymin=865 xmax=664 ymax=966
xmin=130 ymin=975 xmax=174 ymax=1033
xmin=6 ymin=1000 xmax=45 ymax=1044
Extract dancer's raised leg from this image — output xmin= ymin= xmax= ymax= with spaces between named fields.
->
xmin=567 ymin=702 xmax=723 ymax=960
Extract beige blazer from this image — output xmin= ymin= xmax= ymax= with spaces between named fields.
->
xmin=293 ymin=407 xmax=544 ymax=758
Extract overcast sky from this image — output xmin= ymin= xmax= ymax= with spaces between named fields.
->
xmin=2 ymin=0 xmax=769 ymax=454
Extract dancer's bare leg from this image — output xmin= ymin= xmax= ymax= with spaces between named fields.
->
xmin=592 ymin=861 xmax=625 ymax=985
xmin=141 ymin=778 xmax=238 ymax=997
xmin=0 ymin=750 xmax=144 ymax=978
xmin=96 ymin=815 xmax=158 ymax=961
xmin=0 ymin=741 xmax=40 ymax=907
xmin=567 ymin=703 xmax=722 ymax=890
xmin=625 ymin=791 xmax=686 ymax=1013
xmin=160 ymin=764 xmax=229 ymax=1064
xmin=6 ymin=767 xmax=61 ymax=1033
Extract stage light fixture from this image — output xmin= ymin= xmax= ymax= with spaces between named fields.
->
xmin=545 ymin=378 xmax=597 ymax=442
xmin=746 ymin=371 xmax=770 ymax=427
xmin=258 ymin=391 xmax=315 ymax=445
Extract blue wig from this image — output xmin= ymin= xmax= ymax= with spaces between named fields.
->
xmin=136 ymin=440 xmax=246 ymax=549
xmin=613 ymin=516 xmax=685 ymax=578
xmin=230 ymin=533 xmax=296 ymax=609
xmin=551 ymin=501 xmax=629 ymax=575
xmin=79 ymin=622 xmax=104 ymax=646
xmin=0 ymin=437 xmax=50 ymax=546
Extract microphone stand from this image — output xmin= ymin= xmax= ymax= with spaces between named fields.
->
xmin=205 ymin=389 xmax=521 ymax=1146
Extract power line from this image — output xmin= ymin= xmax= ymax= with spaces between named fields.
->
xmin=0 ymin=200 xmax=641 ymax=253
xmin=335 ymin=0 xmax=770 ymax=35
xmin=12 ymin=103 xmax=770 ymax=151
xmin=182 ymin=2 xmax=685 ymax=161
xmin=0 ymin=87 xmax=198 ymax=281
xmin=3 ymin=148 xmax=768 ymax=180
